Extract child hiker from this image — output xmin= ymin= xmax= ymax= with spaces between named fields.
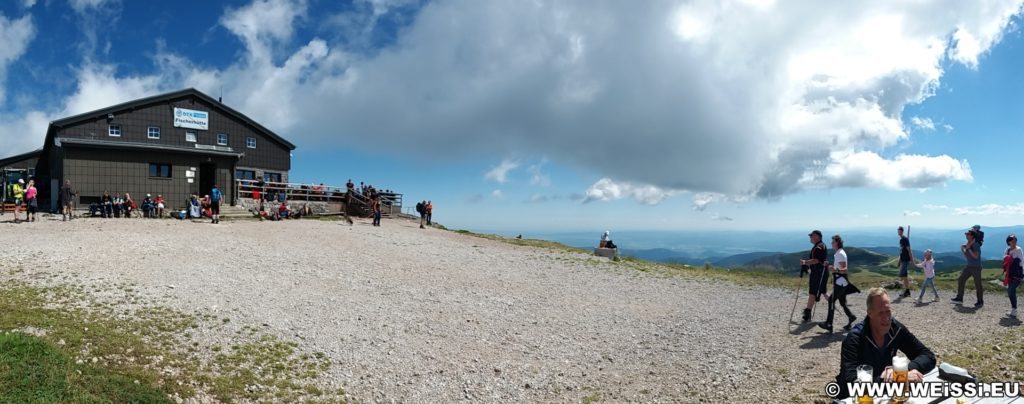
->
xmin=914 ymin=249 xmax=939 ymax=303
xmin=917 ymin=249 xmax=937 ymax=302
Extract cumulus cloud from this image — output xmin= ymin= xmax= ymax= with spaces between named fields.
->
xmin=954 ymin=203 xmax=1024 ymax=216
xmin=582 ymin=178 xmax=677 ymax=205
xmin=909 ymin=116 xmax=936 ymax=131
xmin=804 ymin=151 xmax=972 ymax=191
xmin=0 ymin=13 xmax=35 ymax=105
xmin=1 ymin=0 xmax=1021 ymax=204
xmin=528 ymin=162 xmax=551 ymax=187
xmin=21 ymin=0 xmax=36 ymax=8
xmin=491 ymin=189 xmax=504 ymax=199
xmin=484 ymin=158 xmax=519 ymax=183
xmin=903 ymin=210 xmax=921 ymax=217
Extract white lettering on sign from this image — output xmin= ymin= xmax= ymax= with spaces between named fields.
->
xmin=173 ymin=107 xmax=209 ymax=130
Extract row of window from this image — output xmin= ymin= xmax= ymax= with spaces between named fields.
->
xmin=146 ymin=164 xmax=280 ymax=182
xmin=110 ymin=125 xmax=256 ymax=148
xmin=235 ymin=169 xmax=281 ymax=182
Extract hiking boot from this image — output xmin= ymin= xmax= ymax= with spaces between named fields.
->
xmin=1010 ymin=308 xmax=1018 ymax=318
xmin=844 ymin=316 xmax=857 ymax=331
xmin=901 ymin=289 xmax=911 ymax=298
xmin=974 ymin=301 xmax=984 ymax=308
xmin=914 ymin=297 xmax=922 ymax=304
xmin=932 ymin=296 xmax=940 ymax=302
xmin=817 ymin=322 xmax=833 ymax=333
xmin=951 ymin=296 xmax=963 ymax=303
xmin=802 ymin=308 xmax=811 ymax=323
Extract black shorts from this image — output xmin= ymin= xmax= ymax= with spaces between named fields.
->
xmin=808 ymin=267 xmax=827 ymax=296
xmin=211 ymin=203 xmax=220 ymax=215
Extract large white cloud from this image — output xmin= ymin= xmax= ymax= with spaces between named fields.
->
xmin=582 ymin=178 xmax=677 ymax=205
xmin=2 ymin=0 xmax=1022 ymax=205
xmin=0 ymin=12 xmax=35 ymax=106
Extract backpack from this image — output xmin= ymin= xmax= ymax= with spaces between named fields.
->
xmin=211 ymin=188 xmax=222 ymax=202
xmin=416 ymin=202 xmax=424 ymax=214
xmin=972 ymin=226 xmax=985 ymax=246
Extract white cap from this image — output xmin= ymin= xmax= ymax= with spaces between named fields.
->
xmin=17 ymin=179 xmax=24 ymax=184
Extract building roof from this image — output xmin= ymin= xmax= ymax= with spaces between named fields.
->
xmin=0 ymin=148 xmax=42 ymax=168
xmin=46 ymin=88 xmax=296 ymax=150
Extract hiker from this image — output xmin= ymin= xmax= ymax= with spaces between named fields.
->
xmin=818 ymin=234 xmax=859 ymax=333
xmin=189 ymin=193 xmax=201 ymax=219
xmin=101 ymin=191 xmax=113 ymax=218
xmin=952 ymin=228 xmax=984 ymax=307
xmin=897 ymin=226 xmax=915 ymax=298
xmin=59 ymin=179 xmax=75 ymax=221
xmin=416 ymin=200 xmax=427 ymax=229
xmin=123 ymin=193 xmax=136 ymax=218
xmin=211 ymin=184 xmax=223 ymax=224
xmin=832 ymin=287 xmax=936 ymax=399
xmin=155 ymin=195 xmax=165 ymax=218
xmin=113 ymin=192 xmax=124 ymax=218
xmin=10 ymin=179 xmax=25 ymax=222
xmin=24 ymin=180 xmax=38 ymax=222
xmin=371 ymin=195 xmax=382 ymax=226
xmin=1003 ymin=235 xmax=1022 ymax=318
xmin=425 ymin=201 xmax=433 ymax=225
xmin=799 ymin=230 xmax=829 ymax=323
xmin=914 ymin=249 xmax=939 ymax=303
xmin=600 ymin=231 xmax=617 ymax=249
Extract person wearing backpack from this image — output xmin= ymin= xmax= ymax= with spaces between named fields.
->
xmin=952 ymin=228 xmax=984 ymax=308
xmin=415 ymin=200 xmax=426 ymax=229
xmin=210 ymin=184 xmax=223 ymax=224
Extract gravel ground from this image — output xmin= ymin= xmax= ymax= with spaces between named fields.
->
xmin=0 ymin=214 xmax=1018 ymax=402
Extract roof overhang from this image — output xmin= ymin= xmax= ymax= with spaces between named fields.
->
xmin=56 ymin=137 xmax=244 ymax=158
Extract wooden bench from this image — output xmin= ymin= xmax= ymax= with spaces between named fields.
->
xmin=594 ymin=247 xmax=619 ymax=259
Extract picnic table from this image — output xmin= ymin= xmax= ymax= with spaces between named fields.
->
xmin=840 ymin=367 xmax=1021 ymax=404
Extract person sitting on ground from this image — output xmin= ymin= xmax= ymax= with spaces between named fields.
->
xmin=201 ymin=194 xmax=212 ymax=218
xmin=101 ymin=190 xmax=113 ymax=218
xmin=600 ymin=230 xmax=617 ymax=249
xmin=832 ymin=287 xmax=936 ymax=399
xmin=189 ymin=193 xmax=201 ymax=219
xmin=89 ymin=201 xmax=103 ymax=217
xmin=278 ymin=202 xmax=290 ymax=219
xmin=123 ymin=193 xmax=136 ymax=218
xmin=154 ymin=194 xmax=165 ymax=218
xmin=112 ymin=192 xmax=124 ymax=218
xmin=141 ymin=194 xmax=154 ymax=218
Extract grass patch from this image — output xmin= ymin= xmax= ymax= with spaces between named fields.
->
xmin=582 ymin=391 xmax=602 ymax=404
xmin=0 ymin=332 xmax=169 ymax=403
xmin=941 ymin=326 xmax=1024 ymax=383
xmin=0 ymin=278 xmax=345 ymax=403
xmin=450 ymin=229 xmax=588 ymax=254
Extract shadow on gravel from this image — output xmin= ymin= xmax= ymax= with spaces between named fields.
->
xmin=952 ymin=305 xmax=980 ymax=314
xmin=798 ymin=332 xmax=844 ymax=350
xmin=999 ymin=317 xmax=1022 ymax=327
xmin=789 ymin=321 xmax=816 ymax=335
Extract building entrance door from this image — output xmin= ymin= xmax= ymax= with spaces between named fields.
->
xmin=199 ymin=163 xmax=216 ymax=197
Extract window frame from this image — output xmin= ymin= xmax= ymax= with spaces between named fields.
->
xmin=246 ymin=137 xmax=256 ymax=149
xmin=147 ymin=126 xmax=161 ymax=139
xmin=148 ymin=163 xmax=172 ymax=179
xmin=263 ymin=172 xmax=282 ymax=183
xmin=108 ymin=125 xmax=121 ymax=137
xmin=185 ymin=131 xmax=197 ymax=143
xmin=235 ymin=169 xmax=256 ymax=180
xmin=217 ymin=133 xmax=229 ymax=146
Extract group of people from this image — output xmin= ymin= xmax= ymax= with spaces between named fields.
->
xmin=183 ymin=185 xmax=224 ymax=223
xmin=89 ymin=191 xmax=164 ymax=219
xmin=415 ymin=200 xmax=433 ymax=229
xmin=799 ymin=225 xmax=1024 ymax=399
xmin=4 ymin=178 xmax=39 ymax=223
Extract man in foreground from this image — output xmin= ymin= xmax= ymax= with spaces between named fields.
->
xmin=833 ymin=288 xmax=936 ymax=399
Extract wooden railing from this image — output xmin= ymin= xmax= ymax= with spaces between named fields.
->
xmin=233 ymin=179 xmax=402 ymax=215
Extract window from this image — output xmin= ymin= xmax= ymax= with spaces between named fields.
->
xmin=246 ymin=137 xmax=256 ymax=149
xmin=185 ymin=131 xmax=197 ymax=142
xmin=263 ymin=172 xmax=281 ymax=183
xmin=147 ymin=127 xmax=160 ymax=139
xmin=235 ymin=169 xmax=256 ymax=180
xmin=149 ymin=163 xmax=172 ymax=178
xmin=217 ymin=133 xmax=228 ymax=145
xmin=108 ymin=125 xmax=121 ymax=137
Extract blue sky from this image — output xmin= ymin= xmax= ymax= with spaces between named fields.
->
xmin=3 ymin=1 xmax=1024 ymax=234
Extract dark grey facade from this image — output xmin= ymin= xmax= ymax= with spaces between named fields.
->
xmin=33 ymin=88 xmax=295 ymax=211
